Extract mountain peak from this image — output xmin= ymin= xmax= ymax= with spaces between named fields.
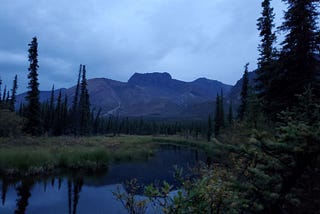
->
xmin=128 ymin=72 xmax=172 ymax=86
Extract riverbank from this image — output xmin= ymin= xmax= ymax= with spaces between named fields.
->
xmin=0 ymin=135 xmax=217 ymax=177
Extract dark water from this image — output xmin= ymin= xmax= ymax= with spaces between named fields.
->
xmin=0 ymin=145 xmax=208 ymax=214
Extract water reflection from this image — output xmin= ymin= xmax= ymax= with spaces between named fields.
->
xmin=15 ymin=179 xmax=33 ymax=214
xmin=2 ymin=178 xmax=8 ymax=206
xmin=0 ymin=146 xmax=209 ymax=214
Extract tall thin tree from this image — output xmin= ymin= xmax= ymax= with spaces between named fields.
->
xmin=256 ymin=0 xmax=277 ymax=101
xmin=277 ymin=0 xmax=320 ymax=109
xmin=10 ymin=75 xmax=18 ymax=112
xmin=79 ymin=65 xmax=90 ymax=136
xmin=238 ymin=63 xmax=250 ymax=120
xmin=25 ymin=37 xmax=41 ymax=136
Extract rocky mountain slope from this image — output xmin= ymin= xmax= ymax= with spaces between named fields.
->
xmin=17 ymin=72 xmax=233 ymax=119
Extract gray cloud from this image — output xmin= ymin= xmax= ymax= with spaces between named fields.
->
xmin=0 ymin=0 xmax=285 ymax=93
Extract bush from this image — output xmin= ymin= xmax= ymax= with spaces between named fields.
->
xmin=0 ymin=109 xmax=24 ymax=137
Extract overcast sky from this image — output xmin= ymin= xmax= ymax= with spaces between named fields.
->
xmin=0 ymin=0 xmax=286 ymax=93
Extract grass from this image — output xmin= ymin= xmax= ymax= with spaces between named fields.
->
xmin=0 ymin=135 xmax=217 ymax=177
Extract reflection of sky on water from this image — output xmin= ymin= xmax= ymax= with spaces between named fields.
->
xmin=0 ymin=146 xmax=207 ymax=213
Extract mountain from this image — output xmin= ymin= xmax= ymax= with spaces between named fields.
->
xmin=228 ymin=71 xmax=257 ymax=107
xmin=16 ymin=72 xmax=232 ymax=119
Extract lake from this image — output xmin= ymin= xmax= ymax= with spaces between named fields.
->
xmin=0 ymin=145 xmax=209 ymax=214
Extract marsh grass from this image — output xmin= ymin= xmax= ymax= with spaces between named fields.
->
xmin=0 ymin=135 xmax=216 ymax=176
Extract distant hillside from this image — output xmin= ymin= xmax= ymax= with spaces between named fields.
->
xmin=16 ymin=72 xmax=233 ymax=119
xmin=228 ymin=71 xmax=257 ymax=107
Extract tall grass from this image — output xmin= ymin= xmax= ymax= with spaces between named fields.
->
xmin=0 ymin=135 xmax=217 ymax=176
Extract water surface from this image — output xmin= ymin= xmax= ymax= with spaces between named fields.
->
xmin=0 ymin=145 xmax=208 ymax=214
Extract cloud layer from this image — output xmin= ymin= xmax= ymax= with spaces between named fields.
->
xmin=0 ymin=0 xmax=285 ymax=93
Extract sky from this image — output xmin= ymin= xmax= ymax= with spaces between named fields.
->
xmin=0 ymin=0 xmax=286 ymax=93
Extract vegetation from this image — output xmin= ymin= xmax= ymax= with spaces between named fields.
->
xmin=114 ymin=0 xmax=320 ymax=213
xmin=0 ymin=135 xmax=215 ymax=177
xmin=0 ymin=0 xmax=319 ymax=213
xmin=256 ymin=0 xmax=277 ymax=105
xmin=238 ymin=63 xmax=249 ymax=121
xmin=24 ymin=37 xmax=41 ymax=136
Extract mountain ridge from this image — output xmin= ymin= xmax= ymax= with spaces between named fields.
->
xmin=16 ymin=72 xmax=235 ymax=119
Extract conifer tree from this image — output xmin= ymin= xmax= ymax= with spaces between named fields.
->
xmin=79 ymin=65 xmax=90 ymax=136
xmin=49 ymin=85 xmax=55 ymax=130
xmin=25 ymin=37 xmax=41 ymax=136
xmin=2 ymin=85 xmax=7 ymax=102
xmin=61 ymin=94 xmax=68 ymax=135
xmin=238 ymin=63 xmax=249 ymax=120
xmin=227 ymin=102 xmax=233 ymax=125
xmin=5 ymin=91 xmax=10 ymax=106
xmin=72 ymin=64 xmax=82 ymax=112
xmin=207 ymin=115 xmax=212 ymax=142
xmin=10 ymin=75 xmax=18 ymax=112
xmin=0 ymin=77 xmax=2 ymax=104
xmin=219 ymin=89 xmax=225 ymax=128
xmin=214 ymin=94 xmax=221 ymax=137
xmin=256 ymin=0 xmax=277 ymax=101
xmin=276 ymin=0 xmax=320 ymax=109
xmin=70 ymin=65 xmax=82 ymax=135
xmin=53 ymin=90 xmax=62 ymax=135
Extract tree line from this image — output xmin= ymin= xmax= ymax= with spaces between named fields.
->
xmin=0 ymin=41 xmax=212 ymax=138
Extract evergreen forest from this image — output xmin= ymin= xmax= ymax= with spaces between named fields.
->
xmin=0 ymin=0 xmax=319 ymax=213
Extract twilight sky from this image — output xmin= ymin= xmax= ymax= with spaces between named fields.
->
xmin=0 ymin=0 xmax=285 ymax=93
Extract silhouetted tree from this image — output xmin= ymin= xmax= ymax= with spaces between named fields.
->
xmin=79 ymin=65 xmax=91 ymax=135
xmin=256 ymin=0 xmax=277 ymax=101
xmin=24 ymin=37 xmax=41 ymax=136
xmin=207 ymin=115 xmax=212 ymax=141
xmin=0 ymin=77 xmax=2 ymax=104
xmin=2 ymin=85 xmax=6 ymax=103
xmin=10 ymin=75 xmax=18 ymax=112
xmin=227 ymin=101 xmax=233 ymax=125
xmin=219 ymin=89 xmax=225 ymax=128
xmin=53 ymin=90 xmax=62 ymax=135
xmin=276 ymin=0 xmax=320 ymax=110
xmin=238 ymin=63 xmax=249 ymax=120
xmin=214 ymin=94 xmax=221 ymax=137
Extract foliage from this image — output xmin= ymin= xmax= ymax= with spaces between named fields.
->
xmin=79 ymin=65 xmax=91 ymax=136
xmin=207 ymin=115 xmax=212 ymax=142
xmin=256 ymin=0 xmax=277 ymax=101
xmin=272 ymin=0 xmax=320 ymax=112
xmin=24 ymin=37 xmax=41 ymax=136
xmin=113 ymin=179 xmax=149 ymax=214
xmin=238 ymin=63 xmax=249 ymax=120
xmin=0 ymin=109 xmax=24 ymax=137
xmin=9 ymin=75 xmax=18 ymax=112
xmin=214 ymin=90 xmax=225 ymax=137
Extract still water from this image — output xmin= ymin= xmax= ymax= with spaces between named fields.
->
xmin=0 ymin=145 xmax=208 ymax=214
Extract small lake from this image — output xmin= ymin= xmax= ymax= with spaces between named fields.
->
xmin=0 ymin=145 xmax=209 ymax=214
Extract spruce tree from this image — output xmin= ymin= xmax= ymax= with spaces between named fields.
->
xmin=49 ymin=85 xmax=55 ymax=130
xmin=53 ymin=90 xmax=62 ymax=136
xmin=0 ymin=77 xmax=2 ymax=104
xmin=277 ymin=0 xmax=320 ymax=109
xmin=207 ymin=115 xmax=212 ymax=142
xmin=79 ymin=65 xmax=90 ymax=136
xmin=256 ymin=0 xmax=277 ymax=103
xmin=227 ymin=102 xmax=233 ymax=125
xmin=70 ymin=65 xmax=82 ymax=135
xmin=10 ymin=75 xmax=18 ymax=112
xmin=219 ymin=89 xmax=225 ymax=128
xmin=72 ymin=64 xmax=82 ymax=112
xmin=214 ymin=94 xmax=221 ymax=137
xmin=2 ymin=86 xmax=6 ymax=102
xmin=238 ymin=63 xmax=249 ymax=120
xmin=25 ymin=37 xmax=41 ymax=136
xmin=62 ymin=95 xmax=68 ymax=135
